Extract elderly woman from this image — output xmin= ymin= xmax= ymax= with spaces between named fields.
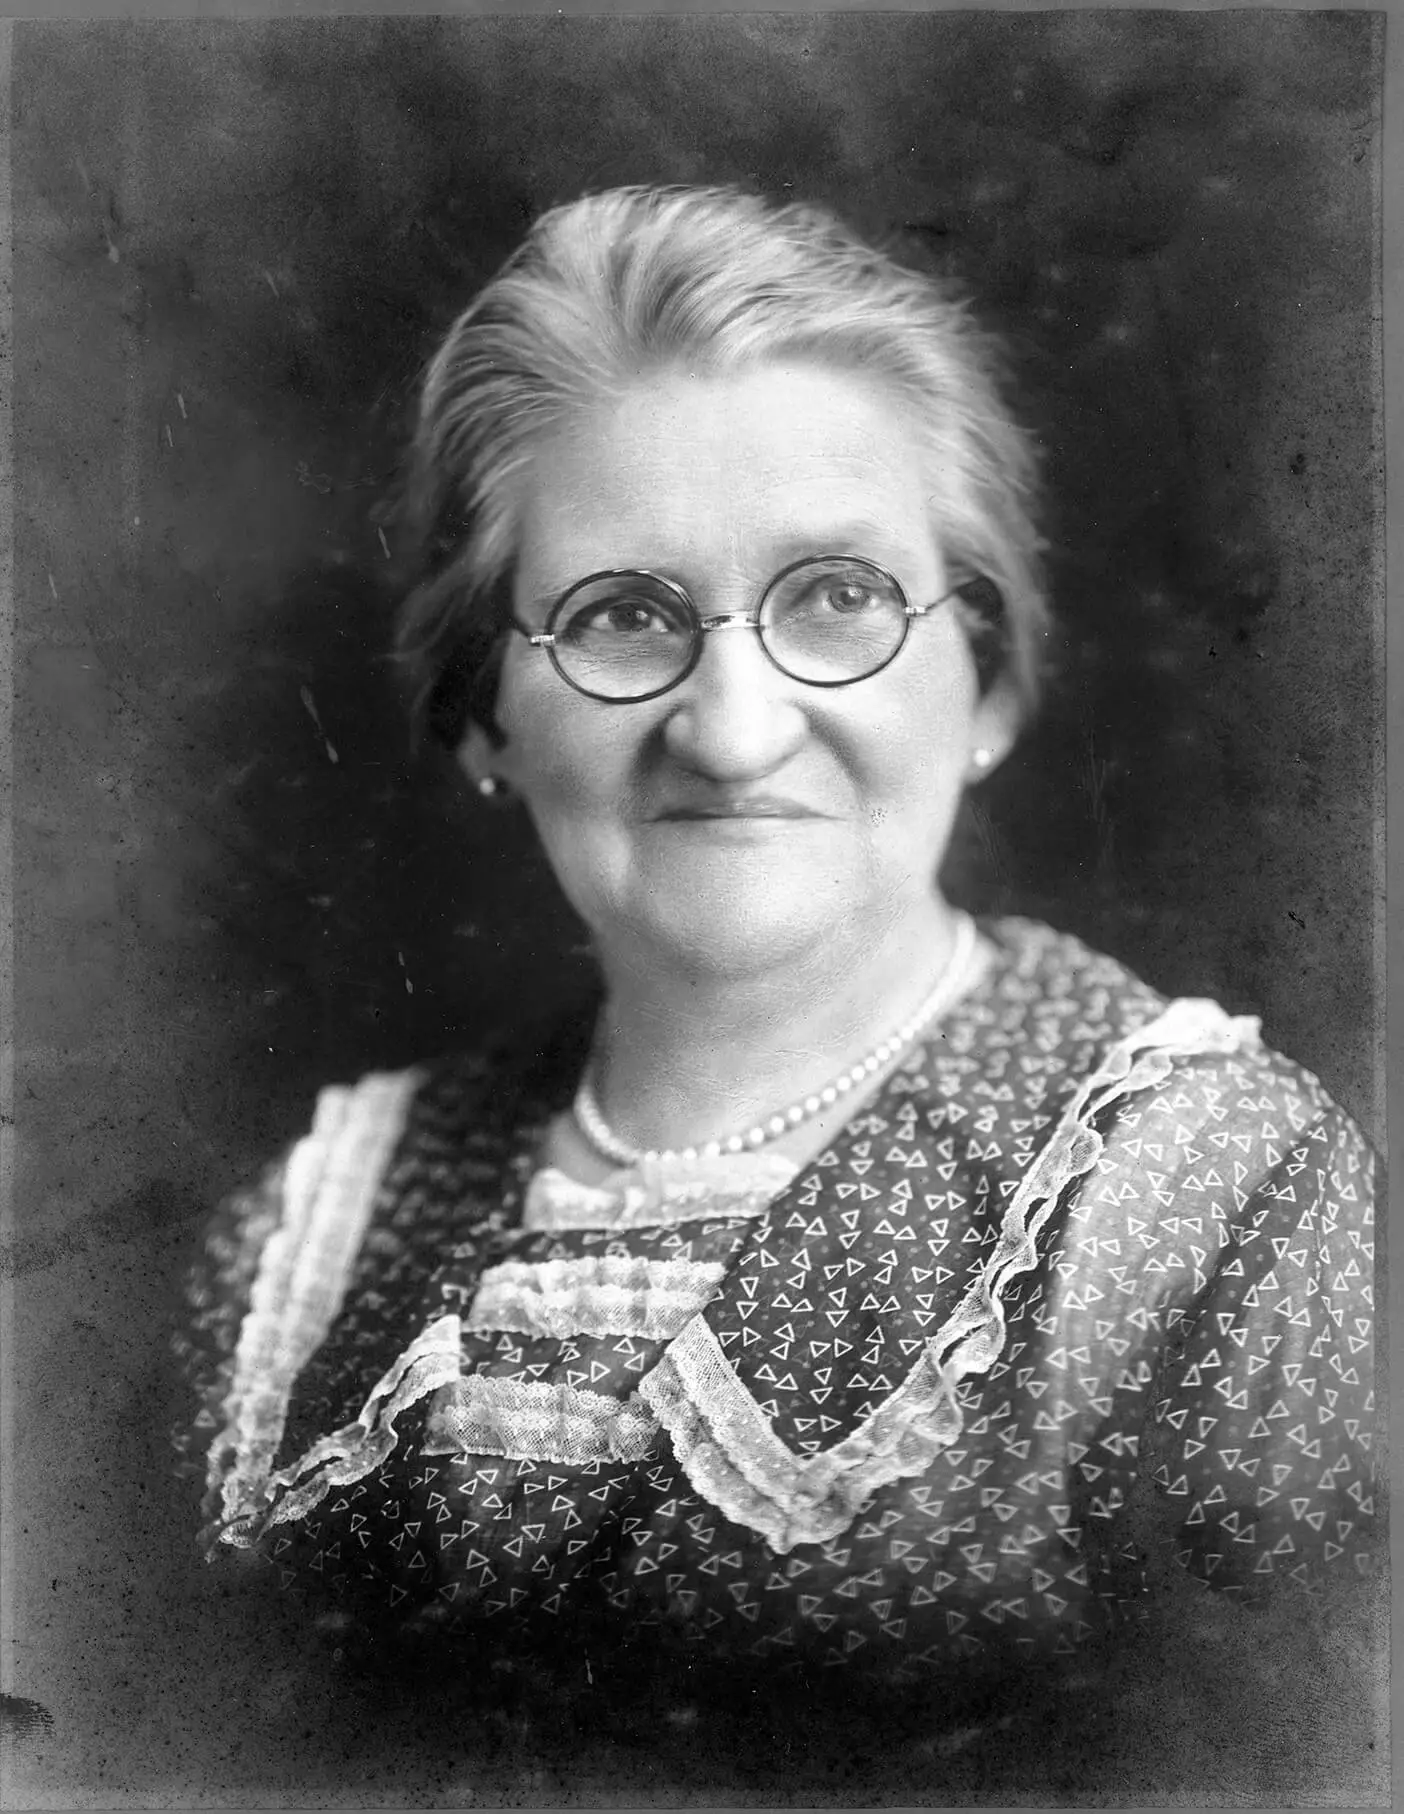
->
xmin=177 ymin=187 xmax=1378 ymax=1779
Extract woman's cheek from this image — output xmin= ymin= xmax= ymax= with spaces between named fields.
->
xmin=526 ymin=801 xmax=634 ymax=930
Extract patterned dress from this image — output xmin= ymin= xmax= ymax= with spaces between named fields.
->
xmin=175 ymin=917 xmax=1378 ymax=1725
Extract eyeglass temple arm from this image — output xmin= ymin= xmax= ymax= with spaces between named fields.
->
xmin=510 ymin=616 xmax=556 ymax=649
xmin=906 ymin=584 xmax=965 ymax=620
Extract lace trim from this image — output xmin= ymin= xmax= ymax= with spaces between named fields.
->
xmin=523 ymin=1151 xmax=798 ymax=1232
xmin=640 ymin=998 xmax=1261 ymax=1553
xmin=177 ymin=1168 xmax=289 ymax=1489
xmin=422 ymin=1373 xmax=659 ymax=1464
xmin=203 ymin=1069 xmax=423 ymax=1548
xmin=252 ymin=1314 xmax=462 ymax=1537
xmin=467 ymin=1256 xmax=728 ymax=1341
xmin=206 ymin=1106 xmax=772 ymax=1547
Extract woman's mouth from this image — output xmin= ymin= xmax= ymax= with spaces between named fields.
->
xmin=655 ymin=794 xmax=824 ymax=822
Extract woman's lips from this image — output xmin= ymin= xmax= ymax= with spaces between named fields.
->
xmin=654 ymin=795 xmax=824 ymax=821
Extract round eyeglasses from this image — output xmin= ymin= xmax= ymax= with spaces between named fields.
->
xmin=510 ymin=554 xmax=967 ymax=704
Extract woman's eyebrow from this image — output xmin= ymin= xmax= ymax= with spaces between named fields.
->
xmin=766 ymin=521 xmax=916 ymax=565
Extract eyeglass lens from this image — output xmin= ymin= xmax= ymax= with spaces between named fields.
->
xmin=550 ymin=557 xmax=909 ymax=700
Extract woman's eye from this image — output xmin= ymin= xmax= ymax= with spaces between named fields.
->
xmin=819 ymin=583 xmax=879 ymax=615
xmin=585 ymin=600 xmax=673 ymax=634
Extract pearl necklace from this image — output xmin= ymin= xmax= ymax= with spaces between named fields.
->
xmin=573 ymin=913 xmax=979 ymax=1168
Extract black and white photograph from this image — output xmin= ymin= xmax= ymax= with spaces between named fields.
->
xmin=1 ymin=7 xmax=1388 ymax=1806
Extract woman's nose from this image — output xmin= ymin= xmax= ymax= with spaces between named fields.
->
xmin=660 ymin=622 xmax=809 ymax=779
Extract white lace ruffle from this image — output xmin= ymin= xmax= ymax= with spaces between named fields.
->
xmin=254 ymin=1312 xmax=463 ymax=1535
xmin=204 ymin=1069 xmax=423 ymax=1547
xmin=218 ymin=1311 xmax=658 ymax=1543
xmin=466 ymin=1255 xmax=729 ymax=1341
xmin=204 ymin=1112 xmax=769 ymax=1548
xmin=523 ymin=1150 xmax=798 ymax=1232
xmin=640 ymin=998 xmax=1261 ymax=1552
xmin=422 ymin=1372 xmax=658 ymax=1464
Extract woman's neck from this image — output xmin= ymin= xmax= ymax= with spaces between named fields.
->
xmin=585 ymin=892 xmax=967 ymax=1157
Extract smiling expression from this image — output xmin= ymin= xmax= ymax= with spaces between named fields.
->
xmin=471 ymin=359 xmax=1012 ymax=983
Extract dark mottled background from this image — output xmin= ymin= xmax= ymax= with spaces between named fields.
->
xmin=5 ymin=13 xmax=1384 ymax=1805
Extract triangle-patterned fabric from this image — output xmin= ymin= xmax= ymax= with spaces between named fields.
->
xmin=175 ymin=919 xmax=1379 ymax=1682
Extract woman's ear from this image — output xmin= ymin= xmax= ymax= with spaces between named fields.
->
xmin=457 ymin=721 xmax=503 ymax=795
xmin=967 ymin=679 xmax=1021 ymax=783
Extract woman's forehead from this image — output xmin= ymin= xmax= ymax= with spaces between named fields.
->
xmin=512 ymin=361 xmax=947 ymax=592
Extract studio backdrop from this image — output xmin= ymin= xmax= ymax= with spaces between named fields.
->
xmin=5 ymin=10 xmax=1382 ymax=1802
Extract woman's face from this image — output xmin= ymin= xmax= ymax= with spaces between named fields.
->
xmin=475 ymin=359 xmax=1012 ymax=984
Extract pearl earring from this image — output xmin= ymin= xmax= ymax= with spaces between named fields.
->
xmin=476 ymin=775 xmax=502 ymax=800
xmin=970 ymin=748 xmax=995 ymax=775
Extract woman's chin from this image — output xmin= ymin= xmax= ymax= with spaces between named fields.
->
xmin=610 ymin=896 xmax=856 ymax=987
xmin=573 ymin=843 xmax=903 ymax=987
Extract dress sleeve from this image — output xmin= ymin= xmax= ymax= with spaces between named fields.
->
xmin=1148 ymin=1090 xmax=1379 ymax=1597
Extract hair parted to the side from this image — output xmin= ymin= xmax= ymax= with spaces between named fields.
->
xmin=394 ymin=184 xmax=1049 ymax=750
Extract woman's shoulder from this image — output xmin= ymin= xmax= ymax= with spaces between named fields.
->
xmin=990 ymin=918 xmax=1373 ymax=1219
xmin=186 ymin=1003 xmax=596 ymax=1295
xmin=271 ymin=997 xmax=598 ymax=1175
xmin=173 ymin=1019 xmax=591 ymax=1528
xmin=981 ymin=913 xmax=1365 ymax=1124
xmin=979 ymin=913 xmax=1169 ymax=1049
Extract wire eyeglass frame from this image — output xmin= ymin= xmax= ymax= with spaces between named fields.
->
xmin=509 ymin=553 xmax=972 ymax=705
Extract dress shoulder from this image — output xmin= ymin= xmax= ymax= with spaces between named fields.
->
xmin=173 ymin=1019 xmax=585 ymax=1552
xmin=982 ymin=914 xmax=1167 ymax=1005
xmin=173 ymin=1069 xmax=426 ymax=1540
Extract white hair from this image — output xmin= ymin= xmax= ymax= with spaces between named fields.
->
xmin=396 ymin=184 xmax=1048 ymax=746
